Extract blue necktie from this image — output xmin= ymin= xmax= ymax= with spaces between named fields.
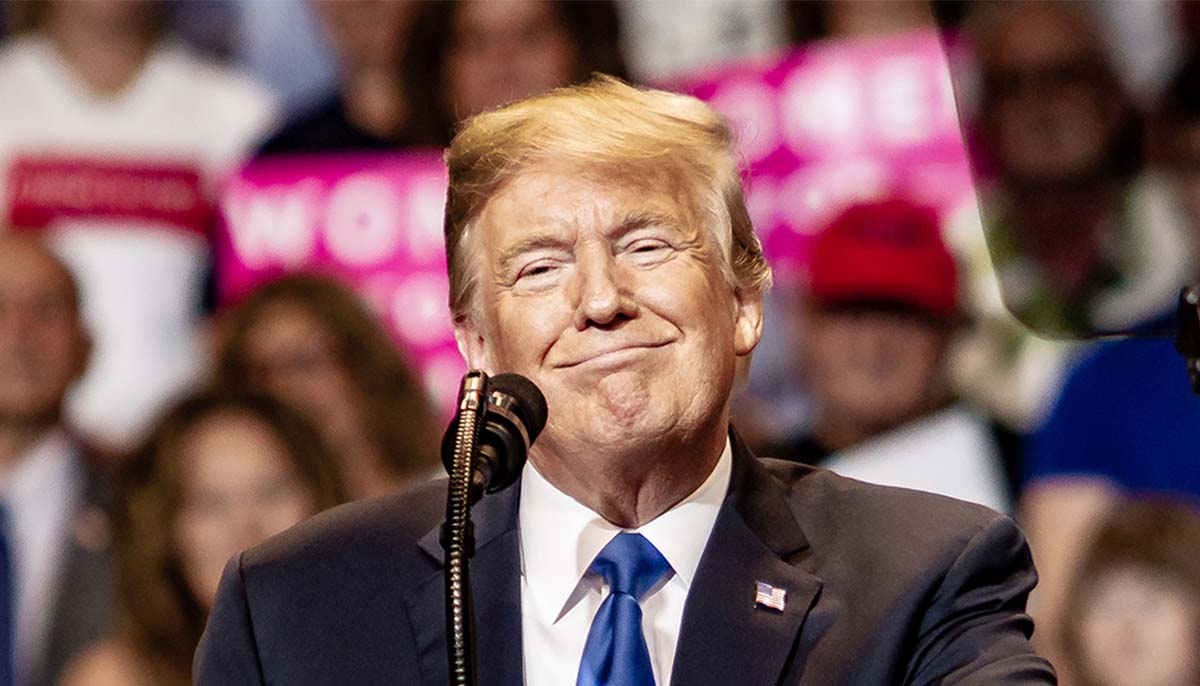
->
xmin=577 ymin=532 xmax=671 ymax=686
xmin=0 ymin=504 xmax=13 ymax=686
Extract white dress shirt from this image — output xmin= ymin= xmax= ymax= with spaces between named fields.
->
xmin=0 ymin=429 xmax=84 ymax=685
xmin=519 ymin=440 xmax=732 ymax=686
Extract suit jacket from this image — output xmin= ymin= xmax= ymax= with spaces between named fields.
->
xmin=31 ymin=454 xmax=115 ymax=686
xmin=195 ymin=431 xmax=1056 ymax=685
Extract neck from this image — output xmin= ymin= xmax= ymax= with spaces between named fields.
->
xmin=44 ymin=15 xmax=154 ymax=95
xmin=530 ymin=414 xmax=729 ymax=529
xmin=340 ymin=68 xmax=406 ymax=141
xmin=0 ymin=418 xmax=53 ymax=471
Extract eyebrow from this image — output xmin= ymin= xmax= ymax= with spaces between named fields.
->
xmin=609 ymin=209 xmax=679 ymax=242
xmin=494 ymin=209 xmax=682 ymax=273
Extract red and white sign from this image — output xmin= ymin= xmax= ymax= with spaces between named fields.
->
xmin=7 ymin=156 xmax=209 ymax=234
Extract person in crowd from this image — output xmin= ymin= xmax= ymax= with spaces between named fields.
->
xmin=1059 ymin=499 xmax=1200 ymax=686
xmin=0 ymin=234 xmax=111 ymax=686
xmin=772 ymin=199 xmax=1011 ymax=513
xmin=1157 ymin=51 xmax=1200 ymax=239
xmin=258 ymin=0 xmax=417 ymax=154
xmin=967 ymin=1 xmax=1188 ymax=336
xmin=402 ymin=0 xmax=626 ymax=146
xmin=0 ymin=0 xmax=278 ymax=451
xmin=1020 ymin=51 xmax=1200 ymax=686
xmin=946 ymin=1 xmax=1192 ymax=436
xmin=211 ymin=274 xmax=440 ymax=500
xmin=195 ymin=76 xmax=1053 ymax=686
xmin=57 ymin=391 xmax=346 ymax=686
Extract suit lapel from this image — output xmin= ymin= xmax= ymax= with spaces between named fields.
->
xmin=409 ymin=481 xmax=525 ymax=686
xmin=670 ymin=433 xmax=822 ymax=686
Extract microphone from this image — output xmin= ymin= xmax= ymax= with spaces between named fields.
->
xmin=441 ymin=372 xmax=548 ymax=502
xmin=439 ymin=372 xmax=547 ymax=686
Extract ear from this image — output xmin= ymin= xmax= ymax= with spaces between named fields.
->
xmin=732 ymin=286 xmax=764 ymax=357
xmin=453 ymin=315 xmax=494 ymax=373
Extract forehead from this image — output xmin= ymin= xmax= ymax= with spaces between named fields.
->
xmin=476 ymin=163 xmax=701 ymax=243
xmin=985 ymin=7 xmax=1098 ymax=69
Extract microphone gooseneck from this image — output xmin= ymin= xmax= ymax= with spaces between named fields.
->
xmin=441 ymin=371 xmax=546 ymax=686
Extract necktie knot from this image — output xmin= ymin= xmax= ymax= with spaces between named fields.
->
xmin=589 ymin=532 xmax=671 ymax=602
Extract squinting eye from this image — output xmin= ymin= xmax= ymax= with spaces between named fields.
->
xmin=624 ymin=240 xmax=672 ymax=263
xmin=516 ymin=261 xmax=562 ymax=284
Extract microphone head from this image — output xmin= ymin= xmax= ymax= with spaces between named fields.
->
xmin=486 ymin=373 xmax=548 ymax=444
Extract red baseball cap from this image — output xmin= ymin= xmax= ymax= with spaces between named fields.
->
xmin=807 ymin=199 xmax=958 ymax=320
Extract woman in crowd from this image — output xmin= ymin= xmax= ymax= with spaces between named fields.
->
xmin=402 ymin=0 xmax=627 ymax=146
xmin=58 ymin=391 xmax=346 ymax=686
xmin=1061 ymin=499 xmax=1200 ymax=686
xmin=212 ymin=274 xmax=440 ymax=500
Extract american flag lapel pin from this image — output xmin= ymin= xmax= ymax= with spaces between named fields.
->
xmin=754 ymin=581 xmax=786 ymax=612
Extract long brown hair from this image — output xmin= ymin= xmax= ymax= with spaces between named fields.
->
xmin=1061 ymin=498 xmax=1200 ymax=686
xmin=212 ymin=273 xmax=441 ymax=484
xmin=115 ymin=390 xmax=346 ymax=685
xmin=401 ymin=0 xmax=628 ymax=147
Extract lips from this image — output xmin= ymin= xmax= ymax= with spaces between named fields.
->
xmin=553 ymin=340 xmax=674 ymax=369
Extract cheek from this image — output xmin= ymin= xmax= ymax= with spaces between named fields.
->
xmin=174 ymin=510 xmax=236 ymax=596
xmin=256 ymin=490 xmax=316 ymax=536
xmin=520 ymin=36 xmax=574 ymax=84
xmin=487 ymin=294 xmax=572 ymax=369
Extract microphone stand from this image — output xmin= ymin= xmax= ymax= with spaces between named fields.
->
xmin=443 ymin=370 xmax=488 ymax=686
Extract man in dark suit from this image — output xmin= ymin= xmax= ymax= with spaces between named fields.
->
xmin=0 ymin=234 xmax=114 ymax=686
xmin=196 ymin=76 xmax=1056 ymax=685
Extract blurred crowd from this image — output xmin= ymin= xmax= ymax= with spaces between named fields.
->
xmin=0 ymin=2 xmax=1199 ymax=686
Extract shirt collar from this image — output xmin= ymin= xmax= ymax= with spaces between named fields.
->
xmin=519 ymin=438 xmax=732 ymax=621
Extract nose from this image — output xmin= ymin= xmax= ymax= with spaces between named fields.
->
xmin=570 ymin=247 xmax=638 ymax=331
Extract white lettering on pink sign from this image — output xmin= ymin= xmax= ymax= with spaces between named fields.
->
xmin=214 ymin=151 xmax=461 ymax=413
xmin=679 ymin=31 xmax=975 ymax=280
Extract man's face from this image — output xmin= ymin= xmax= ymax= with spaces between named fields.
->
xmin=801 ymin=304 xmax=947 ymax=433
xmin=0 ymin=238 xmax=87 ymax=425
xmin=980 ymin=7 xmax=1121 ymax=184
xmin=455 ymin=167 xmax=762 ymax=462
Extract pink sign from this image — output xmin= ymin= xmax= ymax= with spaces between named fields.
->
xmin=678 ymin=31 xmax=974 ymax=281
xmin=213 ymin=151 xmax=466 ymax=414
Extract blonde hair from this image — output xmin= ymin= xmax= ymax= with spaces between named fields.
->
xmin=443 ymin=75 xmax=772 ymax=321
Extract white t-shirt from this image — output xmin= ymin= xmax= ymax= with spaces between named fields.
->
xmin=822 ymin=404 xmax=1012 ymax=514
xmin=0 ymin=36 xmax=279 ymax=448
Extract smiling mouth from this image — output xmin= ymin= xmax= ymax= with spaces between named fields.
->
xmin=554 ymin=341 xmax=673 ymax=369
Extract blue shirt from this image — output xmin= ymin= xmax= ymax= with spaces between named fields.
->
xmin=1026 ymin=336 xmax=1200 ymax=503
